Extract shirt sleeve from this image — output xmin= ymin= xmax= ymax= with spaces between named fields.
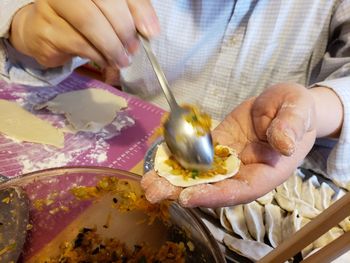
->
xmin=0 ymin=0 xmax=87 ymax=86
xmin=312 ymin=0 xmax=350 ymax=190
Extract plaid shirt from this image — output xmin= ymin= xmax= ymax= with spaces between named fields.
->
xmin=1 ymin=0 xmax=350 ymax=189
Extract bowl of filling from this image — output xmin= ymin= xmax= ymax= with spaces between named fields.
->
xmin=0 ymin=167 xmax=225 ymax=263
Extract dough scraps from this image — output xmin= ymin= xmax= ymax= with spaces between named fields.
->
xmin=0 ymin=99 xmax=64 ymax=148
xmin=154 ymin=142 xmax=240 ymax=187
xmin=36 ymin=88 xmax=128 ymax=132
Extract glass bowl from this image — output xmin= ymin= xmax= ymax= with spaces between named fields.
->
xmin=0 ymin=166 xmax=225 ymax=262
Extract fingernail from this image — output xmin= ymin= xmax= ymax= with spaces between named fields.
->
xmin=116 ymin=51 xmax=132 ymax=68
xmin=139 ymin=20 xmax=160 ymax=38
xmin=284 ymin=128 xmax=296 ymax=144
xmin=125 ymin=39 xmax=140 ymax=55
xmin=267 ymin=126 xmax=295 ymax=156
xmin=179 ymin=189 xmax=193 ymax=207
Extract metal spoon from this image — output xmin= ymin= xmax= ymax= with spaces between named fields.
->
xmin=138 ymin=34 xmax=214 ymax=170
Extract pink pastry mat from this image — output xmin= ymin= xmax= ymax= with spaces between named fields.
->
xmin=0 ymin=73 xmax=165 ymax=177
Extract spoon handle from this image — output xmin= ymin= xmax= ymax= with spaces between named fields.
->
xmin=138 ymin=33 xmax=179 ymax=111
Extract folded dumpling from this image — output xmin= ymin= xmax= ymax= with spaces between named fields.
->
xmin=282 ymin=210 xmax=303 ymax=241
xmin=223 ymin=234 xmax=273 ymax=262
xmin=275 ymin=192 xmax=295 ymax=212
xmin=256 ymin=190 xmax=275 ymax=205
xmin=319 ymin=182 xmax=335 ymax=210
xmin=201 ymin=217 xmax=227 ymax=242
xmin=313 ymin=227 xmax=344 ymax=248
xmin=224 ymin=205 xmax=252 ymax=240
xmin=199 ymin=207 xmax=218 ymax=219
xmin=300 ymin=175 xmax=319 ymax=207
xmin=216 ymin=207 xmax=234 ymax=233
xmin=295 ymin=198 xmax=321 ymax=219
xmin=275 ymin=173 xmax=303 ymax=212
xmin=243 ymin=201 xmax=265 ymax=242
xmin=286 ymin=172 xmax=303 ymax=199
xmin=265 ymin=203 xmax=283 ymax=248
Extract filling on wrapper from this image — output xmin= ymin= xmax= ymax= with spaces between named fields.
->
xmin=154 ymin=142 xmax=240 ymax=187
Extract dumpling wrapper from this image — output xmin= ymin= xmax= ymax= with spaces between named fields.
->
xmin=199 ymin=207 xmax=218 ymax=219
xmin=282 ymin=210 xmax=303 ymax=241
xmin=201 ymin=217 xmax=227 ymax=242
xmin=256 ymin=190 xmax=275 ymax=205
xmin=224 ymin=205 xmax=253 ymax=240
xmin=313 ymin=227 xmax=344 ymax=248
xmin=300 ymin=175 xmax=319 ymax=207
xmin=243 ymin=201 xmax=265 ymax=243
xmin=265 ymin=203 xmax=283 ymax=248
xmin=319 ymin=182 xmax=335 ymax=210
xmin=154 ymin=143 xmax=240 ymax=187
xmin=0 ymin=99 xmax=64 ymax=148
xmin=223 ymin=234 xmax=273 ymax=262
xmin=216 ymin=207 xmax=234 ymax=233
xmin=36 ymin=88 xmax=127 ymax=132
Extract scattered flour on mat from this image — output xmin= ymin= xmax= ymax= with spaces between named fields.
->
xmin=20 ymin=152 xmax=78 ymax=174
xmin=19 ymin=137 xmax=110 ymax=174
xmin=85 ymin=138 xmax=109 ymax=164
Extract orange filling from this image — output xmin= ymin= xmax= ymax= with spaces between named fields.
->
xmin=165 ymin=145 xmax=231 ymax=180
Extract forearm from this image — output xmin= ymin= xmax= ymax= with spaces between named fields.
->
xmin=309 ymin=86 xmax=344 ymax=138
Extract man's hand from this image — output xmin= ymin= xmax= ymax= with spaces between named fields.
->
xmin=141 ymin=83 xmax=318 ymax=208
xmin=9 ymin=0 xmax=159 ymax=68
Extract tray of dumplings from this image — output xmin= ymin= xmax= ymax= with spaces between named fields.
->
xmin=195 ymin=168 xmax=350 ymax=262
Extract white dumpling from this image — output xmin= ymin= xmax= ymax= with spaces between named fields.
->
xmin=216 ymin=207 xmax=233 ymax=233
xmin=276 ymin=178 xmax=291 ymax=198
xmin=313 ymin=227 xmax=344 ymax=248
xmin=256 ymin=190 xmax=275 ymax=205
xmin=282 ymin=210 xmax=303 ymax=241
xmin=286 ymin=172 xmax=303 ymax=199
xmin=201 ymin=217 xmax=227 ymax=242
xmin=243 ymin=201 xmax=265 ymax=242
xmin=319 ymin=182 xmax=335 ymax=210
xmin=275 ymin=173 xmax=303 ymax=212
xmin=313 ymin=191 xmax=322 ymax=213
xmin=295 ymin=198 xmax=321 ymax=219
xmin=223 ymin=234 xmax=273 ymax=262
xmin=199 ymin=207 xmax=218 ymax=219
xmin=224 ymin=205 xmax=252 ymax=240
xmin=265 ymin=203 xmax=283 ymax=248
xmin=300 ymin=175 xmax=319 ymax=207
xmin=275 ymin=192 xmax=295 ymax=212
xmin=331 ymin=189 xmax=346 ymax=203
xmin=339 ymin=217 xmax=350 ymax=232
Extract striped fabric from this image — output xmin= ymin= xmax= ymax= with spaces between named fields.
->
xmin=1 ymin=0 xmax=350 ymax=188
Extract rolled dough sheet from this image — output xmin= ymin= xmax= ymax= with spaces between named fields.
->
xmin=155 ymin=143 xmax=240 ymax=187
xmin=36 ymin=88 xmax=128 ymax=132
xmin=0 ymin=99 xmax=64 ymax=148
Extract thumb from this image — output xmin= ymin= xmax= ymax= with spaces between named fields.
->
xmin=267 ymin=98 xmax=316 ymax=156
xmin=252 ymin=84 xmax=316 ymax=156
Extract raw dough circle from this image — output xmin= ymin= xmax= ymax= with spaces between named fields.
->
xmin=154 ymin=142 xmax=240 ymax=187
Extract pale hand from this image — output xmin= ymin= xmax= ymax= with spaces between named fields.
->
xmin=9 ymin=0 xmax=160 ymax=68
xmin=141 ymin=83 xmax=317 ymax=208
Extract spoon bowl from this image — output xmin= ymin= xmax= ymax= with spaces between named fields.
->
xmin=139 ymin=33 xmax=214 ymax=170
xmin=163 ymin=106 xmax=214 ymax=170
